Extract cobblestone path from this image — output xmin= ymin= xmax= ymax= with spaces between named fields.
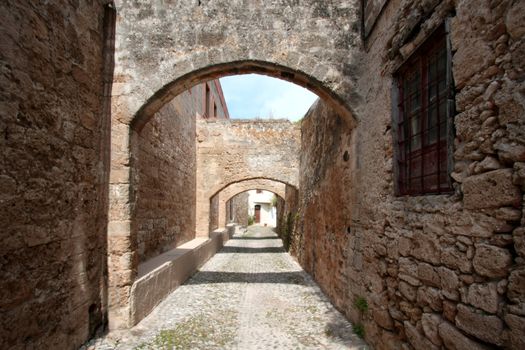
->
xmin=87 ymin=226 xmax=368 ymax=350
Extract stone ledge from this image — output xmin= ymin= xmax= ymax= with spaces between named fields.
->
xmin=129 ymin=224 xmax=238 ymax=326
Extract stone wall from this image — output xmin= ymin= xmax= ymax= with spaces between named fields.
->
xmin=226 ymin=192 xmax=250 ymax=227
xmin=276 ymin=185 xmax=300 ymax=251
xmin=196 ymin=119 xmax=300 ymax=234
xmin=291 ymin=1 xmax=525 ymax=349
xmin=131 ymin=90 xmax=197 ymax=263
xmin=288 ymin=100 xmax=357 ymax=311
xmin=0 ymin=1 xmax=111 ymax=348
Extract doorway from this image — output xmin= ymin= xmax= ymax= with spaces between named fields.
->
xmin=254 ymin=205 xmax=261 ymax=223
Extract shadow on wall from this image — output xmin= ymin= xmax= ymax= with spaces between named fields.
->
xmin=185 ymin=271 xmax=307 ymax=285
xmin=217 ymin=246 xmax=285 ymax=254
xmin=231 ymin=236 xmax=278 ymax=240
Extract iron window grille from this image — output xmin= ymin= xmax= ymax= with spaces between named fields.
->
xmin=395 ymin=24 xmax=455 ymax=196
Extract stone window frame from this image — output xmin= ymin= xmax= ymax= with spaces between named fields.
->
xmin=392 ymin=21 xmax=456 ymax=196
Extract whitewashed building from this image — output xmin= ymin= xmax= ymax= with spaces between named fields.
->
xmin=247 ymin=190 xmax=277 ymax=227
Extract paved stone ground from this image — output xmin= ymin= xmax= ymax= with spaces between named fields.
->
xmin=84 ymin=226 xmax=369 ymax=349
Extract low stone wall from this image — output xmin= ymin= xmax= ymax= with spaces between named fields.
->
xmin=129 ymin=225 xmax=237 ymax=326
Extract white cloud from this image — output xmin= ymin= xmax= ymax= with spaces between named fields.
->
xmin=220 ymin=74 xmax=318 ymax=121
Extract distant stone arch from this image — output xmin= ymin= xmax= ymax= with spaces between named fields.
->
xmin=210 ymin=178 xmax=291 ymax=229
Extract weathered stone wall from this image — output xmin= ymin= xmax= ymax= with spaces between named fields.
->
xmin=291 ymin=1 xmax=525 ymax=349
xmin=289 ymin=100 xmax=357 ymax=312
xmin=0 ymin=1 xmax=111 ymax=348
xmin=131 ymin=90 xmax=197 ymax=263
xmin=196 ymin=119 xmax=300 ymax=234
xmin=226 ymin=192 xmax=250 ymax=227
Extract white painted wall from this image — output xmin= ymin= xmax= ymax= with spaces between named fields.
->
xmin=248 ymin=190 xmax=277 ymax=227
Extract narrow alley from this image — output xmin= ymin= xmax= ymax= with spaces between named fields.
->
xmin=87 ymin=226 xmax=368 ymax=350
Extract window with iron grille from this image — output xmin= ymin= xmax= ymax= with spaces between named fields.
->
xmin=394 ymin=24 xmax=455 ymax=196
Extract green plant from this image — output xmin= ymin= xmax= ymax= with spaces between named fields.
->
xmin=354 ymin=296 xmax=368 ymax=313
xmin=271 ymin=195 xmax=278 ymax=208
xmin=247 ymin=215 xmax=254 ymax=226
xmin=353 ymin=324 xmax=365 ymax=339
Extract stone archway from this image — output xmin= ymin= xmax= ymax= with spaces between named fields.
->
xmin=107 ymin=1 xmax=363 ymax=329
xmin=209 ymin=178 xmax=290 ymax=229
xmin=111 ymin=1 xmax=363 ymax=128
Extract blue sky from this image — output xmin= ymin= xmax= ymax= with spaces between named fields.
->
xmin=219 ymin=74 xmax=318 ymax=121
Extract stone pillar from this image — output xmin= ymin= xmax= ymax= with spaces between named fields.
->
xmin=195 ymin=188 xmax=210 ymax=237
xmin=218 ymin=192 xmax=228 ymax=228
xmin=107 ymin=116 xmax=137 ymax=329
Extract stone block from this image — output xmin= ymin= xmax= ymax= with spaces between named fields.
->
xmin=452 ymin=36 xmax=495 ymax=89
xmin=495 ymin=207 xmax=522 ymax=221
xmin=108 ymin=235 xmax=133 ymax=255
xmin=438 ymin=267 xmax=460 ymax=301
xmin=513 ymin=162 xmax=525 ymax=189
xmin=417 ymin=286 xmax=442 ymax=312
xmin=418 ymin=262 xmax=441 ymax=288
xmin=372 ymin=308 xmax=394 ymax=330
xmin=404 ymin=321 xmax=439 ymax=350
xmin=107 ymin=220 xmax=131 ymax=237
xmin=513 ymin=227 xmax=525 ymax=258
xmin=410 ymin=231 xmax=441 ymax=265
xmin=421 ymin=313 xmax=442 ymax=346
xmin=504 ymin=313 xmax=525 ymax=349
xmin=506 ymin=0 xmax=525 ymax=39
xmin=463 ymin=169 xmax=521 ymax=209
xmin=399 ymin=257 xmax=420 ymax=286
xmin=398 ymin=236 xmax=412 ymax=256
xmin=494 ymin=141 xmax=525 ymax=163
xmin=399 ymin=301 xmax=422 ymax=322
xmin=438 ymin=321 xmax=490 ymax=350
xmin=441 ymin=245 xmax=472 ymax=273
xmin=507 ymin=267 xmax=525 ymax=304
xmin=467 ymin=282 xmax=499 ymax=314
xmin=376 ymin=330 xmax=404 ymax=350
xmin=473 ymin=156 xmax=500 ymax=174
xmin=455 ymin=304 xmax=504 ymax=346
xmin=399 ymin=281 xmax=417 ymax=301
xmin=473 ymin=244 xmax=512 ymax=278
xmin=442 ymin=300 xmax=457 ymax=323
